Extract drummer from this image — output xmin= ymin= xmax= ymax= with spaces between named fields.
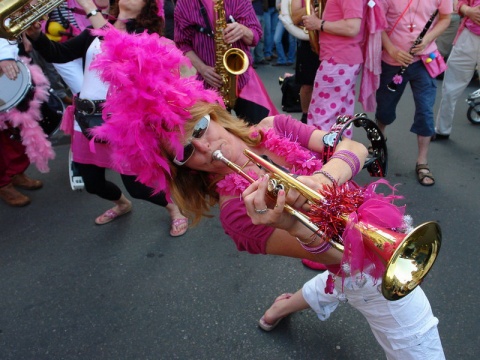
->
xmin=0 ymin=38 xmax=54 ymax=207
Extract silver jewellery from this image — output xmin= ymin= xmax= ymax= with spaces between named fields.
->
xmin=254 ymin=207 xmax=268 ymax=214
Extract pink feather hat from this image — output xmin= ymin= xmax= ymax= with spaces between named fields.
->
xmin=91 ymin=28 xmax=222 ymax=193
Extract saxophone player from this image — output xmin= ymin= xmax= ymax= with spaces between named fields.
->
xmin=174 ymin=0 xmax=278 ymax=124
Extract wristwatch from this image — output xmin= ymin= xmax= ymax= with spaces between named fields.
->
xmin=86 ymin=9 xmax=100 ymax=19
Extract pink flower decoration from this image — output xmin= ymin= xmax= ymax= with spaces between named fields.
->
xmin=393 ymin=74 xmax=403 ymax=85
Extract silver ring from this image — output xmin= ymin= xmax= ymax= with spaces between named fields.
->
xmin=254 ymin=207 xmax=268 ymax=214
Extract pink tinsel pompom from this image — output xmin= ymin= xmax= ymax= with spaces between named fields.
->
xmin=393 ymin=74 xmax=403 ymax=85
xmin=90 ymin=27 xmax=221 ymax=193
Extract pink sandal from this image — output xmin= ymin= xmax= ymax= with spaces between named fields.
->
xmin=258 ymin=293 xmax=293 ymax=331
xmin=95 ymin=204 xmax=132 ymax=225
xmin=170 ymin=217 xmax=188 ymax=237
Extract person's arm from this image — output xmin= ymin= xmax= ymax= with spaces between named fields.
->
xmin=74 ymin=0 xmax=108 ymax=28
xmin=184 ymin=50 xmax=222 ymax=88
xmin=381 ymin=30 xmax=414 ymax=67
xmin=0 ymin=39 xmax=19 ymax=80
xmin=303 ymin=15 xmax=361 ymax=37
xmin=411 ymin=13 xmax=451 ymax=54
xmin=291 ymin=0 xmax=307 ymax=25
xmin=458 ymin=2 xmax=480 ymax=24
xmin=224 ymin=1 xmax=262 ymax=46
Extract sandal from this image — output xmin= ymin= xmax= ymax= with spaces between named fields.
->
xmin=415 ymin=163 xmax=435 ymax=186
xmin=170 ymin=217 xmax=188 ymax=237
xmin=95 ymin=203 xmax=132 ymax=225
xmin=258 ymin=293 xmax=293 ymax=332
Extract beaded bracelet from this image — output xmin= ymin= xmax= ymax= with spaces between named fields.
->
xmin=295 ymin=233 xmax=318 ymax=246
xmin=330 ymin=154 xmax=357 ymax=178
xmin=330 ymin=150 xmax=361 ymax=178
xmin=313 ymin=169 xmax=337 ymax=186
xmin=299 ymin=240 xmax=332 ymax=254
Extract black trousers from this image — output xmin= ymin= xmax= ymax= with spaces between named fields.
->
xmin=75 ymin=162 xmax=168 ymax=206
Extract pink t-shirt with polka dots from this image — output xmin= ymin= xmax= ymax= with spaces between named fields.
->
xmin=320 ymin=0 xmax=367 ymax=65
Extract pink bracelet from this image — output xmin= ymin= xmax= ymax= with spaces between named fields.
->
xmin=313 ymin=169 xmax=337 ymax=186
xmin=299 ymin=240 xmax=332 ymax=254
xmin=330 ymin=150 xmax=361 ymax=178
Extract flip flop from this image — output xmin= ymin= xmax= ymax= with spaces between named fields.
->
xmin=170 ymin=217 xmax=188 ymax=237
xmin=95 ymin=204 xmax=132 ymax=225
xmin=258 ymin=293 xmax=293 ymax=331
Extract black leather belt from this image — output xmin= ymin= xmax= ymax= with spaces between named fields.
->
xmin=74 ymin=98 xmax=105 ymax=115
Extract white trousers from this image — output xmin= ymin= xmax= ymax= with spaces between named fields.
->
xmin=302 ymin=271 xmax=445 ymax=360
xmin=435 ymin=28 xmax=480 ymax=135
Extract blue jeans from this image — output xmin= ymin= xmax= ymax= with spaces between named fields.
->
xmin=376 ymin=61 xmax=437 ymax=137
xmin=251 ymin=14 xmax=265 ymax=63
xmin=273 ymin=21 xmax=296 ymax=64
xmin=263 ymin=7 xmax=278 ymax=58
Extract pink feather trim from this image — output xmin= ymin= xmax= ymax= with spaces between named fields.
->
xmin=89 ymin=27 xmax=222 ymax=193
xmin=0 ymin=58 xmax=55 ymax=172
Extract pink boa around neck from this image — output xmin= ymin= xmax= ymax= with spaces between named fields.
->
xmin=90 ymin=27 xmax=222 ymax=193
xmin=0 ymin=58 xmax=55 ymax=172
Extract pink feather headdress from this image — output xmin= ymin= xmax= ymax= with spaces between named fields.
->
xmin=90 ymin=27 xmax=221 ymax=193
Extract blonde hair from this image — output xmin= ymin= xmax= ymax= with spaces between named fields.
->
xmin=167 ymin=102 xmax=262 ymax=225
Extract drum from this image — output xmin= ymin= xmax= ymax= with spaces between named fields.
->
xmin=39 ymin=89 xmax=64 ymax=138
xmin=0 ymin=61 xmax=32 ymax=112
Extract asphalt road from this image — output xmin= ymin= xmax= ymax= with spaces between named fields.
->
xmin=1 ymin=62 xmax=479 ymax=360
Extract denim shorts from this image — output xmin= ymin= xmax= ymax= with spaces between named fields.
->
xmin=375 ymin=61 xmax=437 ymax=137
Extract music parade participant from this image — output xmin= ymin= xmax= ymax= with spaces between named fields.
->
xmin=0 ymin=39 xmax=54 ymax=207
xmin=174 ymin=0 xmax=278 ymax=124
xmin=374 ymin=0 xmax=452 ymax=186
xmin=25 ymin=0 xmax=189 ymax=236
xmin=289 ymin=0 xmax=321 ymax=125
xmin=301 ymin=0 xmax=367 ymax=138
xmin=88 ymin=29 xmax=444 ymax=359
xmin=435 ymin=0 xmax=480 ymax=140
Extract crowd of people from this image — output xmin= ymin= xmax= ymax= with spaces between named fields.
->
xmin=2 ymin=0 xmax=478 ymax=358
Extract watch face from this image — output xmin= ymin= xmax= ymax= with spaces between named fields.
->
xmin=323 ymin=132 xmax=337 ymax=147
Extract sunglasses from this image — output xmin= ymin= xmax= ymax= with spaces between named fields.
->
xmin=173 ymin=114 xmax=211 ymax=166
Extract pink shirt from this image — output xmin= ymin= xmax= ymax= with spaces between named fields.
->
xmin=460 ymin=0 xmax=480 ymax=35
xmin=382 ymin=0 xmax=453 ymax=65
xmin=219 ymin=114 xmax=317 ymax=254
xmin=320 ymin=0 xmax=367 ymax=65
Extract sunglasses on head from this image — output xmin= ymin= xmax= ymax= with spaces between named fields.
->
xmin=173 ymin=114 xmax=211 ymax=166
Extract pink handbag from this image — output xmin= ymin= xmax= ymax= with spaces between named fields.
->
xmin=420 ymin=49 xmax=447 ymax=78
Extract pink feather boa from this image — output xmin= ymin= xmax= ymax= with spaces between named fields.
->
xmin=0 ymin=58 xmax=55 ymax=172
xmin=90 ymin=27 xmax=222 ymax=193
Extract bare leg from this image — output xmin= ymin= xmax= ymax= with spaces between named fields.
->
xmin=416 ymin=135 xmax=434 ymax=186
xmin=166 ymin=202 xmax=189 ymax=237
xmin=95 ymin=193 xmax=132 ymax=225
xmin=259 ymin=290 xmax=310 ymax=331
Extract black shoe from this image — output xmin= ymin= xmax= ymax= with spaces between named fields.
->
xmin=255 ymin=59 xmax=268 ymax=65
xmin=431 ymin=133 xmax=450 ymax=141
xmin=272 ymin=62 xmax=288 ymax=67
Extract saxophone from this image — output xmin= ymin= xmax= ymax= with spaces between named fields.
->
xmin=213 ymin=0 xmax=249 ymax=110
xmin=0 ymin=0 xmax=65 ymax=40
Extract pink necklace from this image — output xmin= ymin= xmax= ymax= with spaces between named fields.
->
xmin=215 ymin=129 xmax=324 ymax=196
